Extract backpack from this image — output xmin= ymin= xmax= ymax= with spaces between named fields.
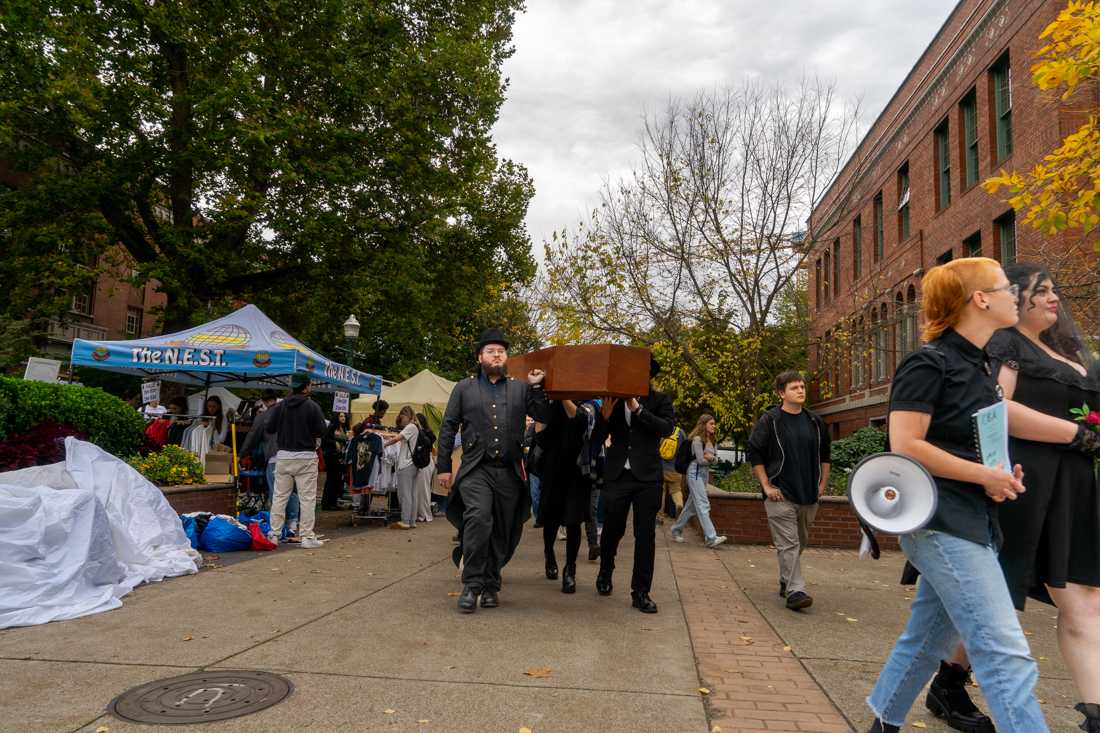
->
xmin=658 ymin=429 xmax=679 ymax=461
xmin=411 ymin=428 xmax=433 ymax=469
xmin=673 ymin=436 xmax=694 ymax=474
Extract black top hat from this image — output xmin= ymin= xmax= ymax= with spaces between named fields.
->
xmin=476 ymin=328 xmax=510 ymax=354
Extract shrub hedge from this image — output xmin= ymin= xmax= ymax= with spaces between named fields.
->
xmin=0 ymin=376 xmax=145 ymax=458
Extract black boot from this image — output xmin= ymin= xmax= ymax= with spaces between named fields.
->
xmin=1076 ymin=703 xmax=1100 ymax=732
xmin=545 ymin=552 xmax=559 ymax=580
xmin=596 ymin=571 xmax=613 ymax=596
xmin=456 ymin=585 xmax=478 ymax=614
xmin=561 ymin=564 xmax=576 ymax=594
xmin=925 ymin=661 xmax=995 ymax=733
xmin=866 ymin=721 xmax=900 ymax=733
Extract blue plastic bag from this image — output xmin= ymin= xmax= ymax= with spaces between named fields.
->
xmin=198 ymin=515 xmax=252 ymax=552
xmin=180 ymin=515 xmax=201 ymax=550
xmin=237 ymin=511 xmax=272 ymax=536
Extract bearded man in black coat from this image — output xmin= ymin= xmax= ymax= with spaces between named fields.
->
xmin=436 ymin=328 xmax=547 ymax=613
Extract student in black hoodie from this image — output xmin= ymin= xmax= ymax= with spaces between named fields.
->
xmin=265 ymin=374 xmax=328 ymax=548
xmin=747 ymin=370 xmax=831 ymax=611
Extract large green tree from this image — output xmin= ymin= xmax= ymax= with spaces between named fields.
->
xmin=0 ymin=0 xmax=534 ymax=380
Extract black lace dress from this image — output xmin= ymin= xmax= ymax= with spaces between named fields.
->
xmin=987 ymin=328 xmax=1100 ymax=609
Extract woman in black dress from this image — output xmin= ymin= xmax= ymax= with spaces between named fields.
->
xmin=988 ymin=264 xmax=1100 ymax=732
xmin=536 ymin=399 xmax=593 ymax=594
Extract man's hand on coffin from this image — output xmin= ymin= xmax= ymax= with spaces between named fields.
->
xmin=625 ymin=397 xmax=641 ymax=413
xmin=527 ymin=369 xmax=545 ymax=385
xmin=600 ymin=398 xmax=619 ymax=421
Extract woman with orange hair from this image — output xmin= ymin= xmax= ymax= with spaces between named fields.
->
xmin=865 ymin=258 xmax=1100 ymax=733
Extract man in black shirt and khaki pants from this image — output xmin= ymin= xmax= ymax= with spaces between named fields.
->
xmin=747 ymin=370 xmax=832 ymax=611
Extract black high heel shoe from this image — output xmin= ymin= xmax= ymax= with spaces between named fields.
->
xmin=561 ymin=564 xmax=576 ymax=594
xmin=545 ymin=554 xmax=559 ymax=580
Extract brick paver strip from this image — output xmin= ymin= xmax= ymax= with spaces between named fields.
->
xmin=669 ymin=543 xmax=854 ymax=733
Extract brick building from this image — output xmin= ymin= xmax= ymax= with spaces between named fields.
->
xmin=806 ymin=0 xmax=1100 ymax=438
xmin=43 ymin=246 xmax=168 ymax=359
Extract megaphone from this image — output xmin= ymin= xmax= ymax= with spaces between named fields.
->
xmin=847 ymin=452 xmax=938 ymax=535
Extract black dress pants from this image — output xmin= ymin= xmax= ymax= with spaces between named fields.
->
xmin=598 ymin=470 xmax=660 ymax=593
xmin=460 ymin=464 xmax=524 ymax=593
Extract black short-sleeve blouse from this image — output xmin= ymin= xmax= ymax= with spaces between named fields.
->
xmin=888 ymin=328 xmax=1003 ymax=546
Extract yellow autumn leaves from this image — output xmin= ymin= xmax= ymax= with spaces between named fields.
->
xmin=985 ymin=1 xmax=1100 ymax=237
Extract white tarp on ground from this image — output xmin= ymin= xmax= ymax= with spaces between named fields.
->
xmin=0 ymin=438 xmax=201 ymax=629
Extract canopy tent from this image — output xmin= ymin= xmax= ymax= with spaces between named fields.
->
xmin=187 ymin=386 xmax=242 ymax=416
xmin=71 ymin=304 xmax=382 ymax=395
xmin=350 ymin=369 xmax=455 ymax=429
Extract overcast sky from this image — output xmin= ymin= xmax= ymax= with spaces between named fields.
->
xmin=492 ymin=0 xmax=959 ymax=262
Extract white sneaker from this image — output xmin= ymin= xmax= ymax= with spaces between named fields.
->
xmin=300 ymin=537 xmax=324 ymax=549
xmin=266 ymin=531 xmax=280 ymax=545
xmin=671 ymin=530 xmax=685 ymax=543
xmin=705 ymin=535 xmax=727 ymax=548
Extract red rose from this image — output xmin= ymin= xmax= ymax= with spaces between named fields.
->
xmin=1087 ymin=411 xmax=1100 ymax=426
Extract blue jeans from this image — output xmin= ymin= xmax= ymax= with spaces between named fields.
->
xmin=266 ymin=461 xmax=299 ymax=525
xmin=670 ymin=465 xmax=718 ymax=541
xmin=529 ymin=474 xmax=541 ymax=517
xmin=868 ymin=529 xmax=1046 ymax=732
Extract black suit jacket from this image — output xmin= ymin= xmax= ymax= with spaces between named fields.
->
xmin=436 ymin=372 xmax=548 ymax=489
xmin=592 ymin=389 xmax=675 ymax=483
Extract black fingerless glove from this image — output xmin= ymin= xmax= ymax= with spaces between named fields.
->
xmin=1069 ymin=424 xmax=1100 ymax=458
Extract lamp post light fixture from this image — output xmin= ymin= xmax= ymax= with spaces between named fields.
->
xmin=342 ymin=314 xmax=361 ymax=369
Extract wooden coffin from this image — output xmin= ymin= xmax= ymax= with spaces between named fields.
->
xmin=508 ymin=344 xmax=651 ymax=400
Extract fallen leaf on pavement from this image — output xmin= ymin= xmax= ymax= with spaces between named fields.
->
xmin=519 ymin=728 xmax=533 ymax=733
xmin=783 ymin=646 xmax=792 ymax=652
xmin=383 ymin=709 xmax=396 ymax=715
xmin=698 ymin=687 xmax=710 ymax=695
xmin=912 ymin=722 xmax=927 ymax=729
xmin=95 ymin=727 xmax=109 ymax=733
xmin=524 ymin=667 xmax=552 ymax=678
xmin=182 ymin=635 xmax=193 ymax=641
xmin=447 ymin=592 xmax=460 ymax=597
xmin=711 ymin=726 xmax=722 ymax=733
xmin=846 ymin=618 xmax=858 ymax=623
xmin=739 ymin=636 xmax=753 ymax=643
xmin=418 ymin=720 xmax=430 ymax=724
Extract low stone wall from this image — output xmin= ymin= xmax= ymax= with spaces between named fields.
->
xmin=706 ymin=490 xmax=900 ymax=551
xmin=160 ymin=482 xmax=236 ymax=515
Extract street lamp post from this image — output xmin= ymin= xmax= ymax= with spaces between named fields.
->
xmin=342 ymin=314 xmax=361 ymax=369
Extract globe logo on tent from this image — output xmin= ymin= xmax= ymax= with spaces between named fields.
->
xmin=92 ymin=346 xmax=110 ymax=361
xmin=253 ymin=352 xmax=272 ymax=368
xmin=184 ymin=324 xmax=250 ymax=349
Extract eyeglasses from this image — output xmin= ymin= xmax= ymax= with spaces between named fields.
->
xmin=982 ymin=283 xmax=1020 ymax=297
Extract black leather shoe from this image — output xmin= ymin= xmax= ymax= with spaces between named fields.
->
xmin=457 ymin=586 xmax=478 ymax=614
xmin=925 ymin=662 xmax=995 ymax=733
xmin=479 ymin=589 xmax=499 ymax=608
xmin=561 ymin=564 xmax=577 ymax=594
xmin=631 ymin=591 xmax=658 ymax=613
xmin=596 ymin=572 xmax=613 ymax=596
xmin=545 ymin=554 xmax=559 ymax=580
xmin=588 ymin=544 xmax=600 ymax=562
xmin=866 ymin=720 xmax=900 ymax=733
xmin=785 ymin=591 xmax=813 ymax=610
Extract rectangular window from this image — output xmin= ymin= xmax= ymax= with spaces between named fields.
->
xmin=937 ymin=249 xmax=954 ymax=265
xmin=897 ymin=163 xmax=910 ymax=241
xmin=852 ymin=328 xmax=865 ymax=388
xmin=815 ymin=257 xmax=822 ymax=309
xmin=853 ymin=216 xmax=862 ymax=279
xmin=874 ymin=322 xmax=887 ymax=382
xmin=71 ymin=287 xmax=94 ymax=316
xmin=960 ymin=89 xmax=979 ymax=188
xmin=126 ymin=307 xmax=142 ymax=336
xmin=997 ymin=210 xmax=1017 ymax=264
xmin=873 ymin=193 xmax=884 ymax=262
xmin=935 ymin=119 xmax=951 ymax=210
xmin=963 ymin=230 xmax=982 ymax=257
xmin=833 ymin=239 xmax=841 ymax=298
xmin=991 ymin=54 xmax=1013 ymax=163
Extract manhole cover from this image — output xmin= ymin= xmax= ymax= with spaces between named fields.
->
xmin=109 ymin=670 xmax=293 ymax=725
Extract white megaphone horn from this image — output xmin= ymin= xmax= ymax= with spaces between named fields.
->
xmin=847 ymin=452 xmax=938 ymax=535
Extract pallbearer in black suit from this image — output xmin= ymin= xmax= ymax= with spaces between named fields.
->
xmin=592 ymin=356 xmax=675 ymax=613
xmin=436 ymin=328 xmax=547 ymax=613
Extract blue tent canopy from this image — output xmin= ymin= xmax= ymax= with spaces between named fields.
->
xmin=71 ymin=304 xmax=382 ymax=395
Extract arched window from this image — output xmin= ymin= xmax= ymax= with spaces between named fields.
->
xmin=906 ymin=285 xmax=919 ymax=349
xmin=852 ymin=316 xmax=866 ymax=388
xmin=874 ymin=303 xmax=888 ymax=382
xmin=894 ymin=292 xmax=906 ymax=369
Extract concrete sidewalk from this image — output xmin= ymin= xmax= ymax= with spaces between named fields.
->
xmin=0 ymin=516 xmax=709 ymax=733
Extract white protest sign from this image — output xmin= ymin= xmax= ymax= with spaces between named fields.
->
xmin=333 ymin=391 xmax=350 ymax=413
xmin=23 ymin=357 xmax=61 ymax=383
xmin=141 ymin=380 xmax=161 ymax=405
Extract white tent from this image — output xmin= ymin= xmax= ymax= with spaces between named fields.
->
xmin=350 ymin=369 xmax=455 ymax=426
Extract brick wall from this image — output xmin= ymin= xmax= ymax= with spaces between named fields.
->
xmin=161 ymin=482 xmax=237 ymax=516
xmin=706 ymin=491 xmax=900 ymax=551
xmin=806 ymin=0 xmax=1100 ymax=436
